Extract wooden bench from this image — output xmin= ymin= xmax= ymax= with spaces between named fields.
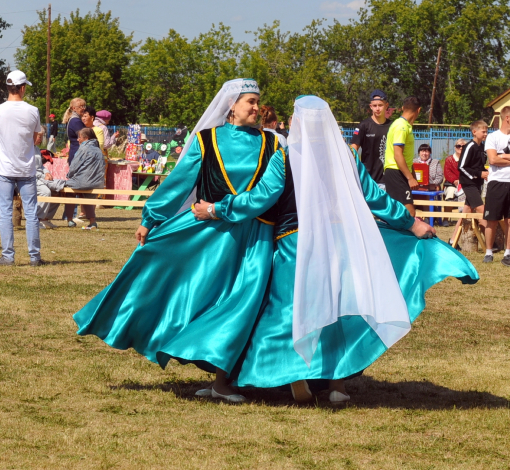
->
xmin=37 ymin=188 xmax=153 ymax=208
xmin=414 ymin=200 xmax=508 ymax=251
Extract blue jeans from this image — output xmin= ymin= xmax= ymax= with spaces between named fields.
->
xmin=0 ymin=175 xmax=41 ymax=261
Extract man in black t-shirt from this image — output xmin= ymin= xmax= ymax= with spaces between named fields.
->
xmin=350 ymin=89 xmax=391 ymax=187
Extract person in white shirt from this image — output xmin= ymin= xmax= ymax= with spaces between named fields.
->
xmin=483 ymin=106 xmax=510 ymax=266
xmin=0 ymin=70 xmax=46 ymax=266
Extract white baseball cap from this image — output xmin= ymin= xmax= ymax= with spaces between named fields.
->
xmin=6 ymin=70 xmax=32 ymax=86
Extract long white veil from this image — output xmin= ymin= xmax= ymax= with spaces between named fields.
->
xmin=175 ymin=78 xmax=256 ymax=212
xmin=289 ymin=96 xmax=411 ymax=366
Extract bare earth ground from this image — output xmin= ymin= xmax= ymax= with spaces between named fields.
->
xmin=0 ymin=209 xmax=509 ymax=470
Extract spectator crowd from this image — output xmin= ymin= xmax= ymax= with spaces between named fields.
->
xmin=1 ymin=69 xmax=509 ymax=266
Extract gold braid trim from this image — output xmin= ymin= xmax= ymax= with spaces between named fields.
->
xmin=246 ymin=129 xmax=266 ymax=191
xmin=196 ymin=132 xmax=205 ymax=159
xmin=256 ymin=217 xmax=275 ymax=226
xmin=274 ymin=228 xmax=298 ymax=241
xmin=212 ymin=127 xmax=237 ymax=195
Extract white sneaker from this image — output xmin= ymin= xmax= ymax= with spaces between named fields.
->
xmin=39 ymin=220 xmax=55 ymax=229
xmin=72 ymin=217 xmax=85 ymax=225
xmin=329 ymin=390 xmax=351 ymax=404
xmin=45 ymin=220 xmax=57 ymax=228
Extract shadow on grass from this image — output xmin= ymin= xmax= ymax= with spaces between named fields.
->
xmin=98 ymin=216 xmax=141 ymax=222
xmin=51 ymin=259 xmax=112 ymax=265
xmin=111 ymin=375 xmax=510 ymax=410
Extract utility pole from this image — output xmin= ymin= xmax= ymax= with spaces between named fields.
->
xmin=45 ymin=4 xmax=51 ymax=124
xmin=428 ymin=46 xmax=442 ymax=126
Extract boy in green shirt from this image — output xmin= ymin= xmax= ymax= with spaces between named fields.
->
xmin=384 ymin=96 xmax=421 ymax=216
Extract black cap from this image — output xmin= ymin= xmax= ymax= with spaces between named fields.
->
xmin=370 ymin=89 xmax=388 ymax=101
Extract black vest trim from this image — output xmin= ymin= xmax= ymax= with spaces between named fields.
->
xmin=195 ymin=127 xmax=277 ymax=225
xmin=275 ymin=149 xmax=298 ymax=236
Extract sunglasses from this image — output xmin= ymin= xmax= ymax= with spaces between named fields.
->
xmin=455 ymin=144 xmax=463 ymax=149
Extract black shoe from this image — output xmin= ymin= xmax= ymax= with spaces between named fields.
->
xmin=29 ymin=259 xmax=49 ymax=267
xmin=482 ymin=255 xmax=493 ymax=263
xmin=501 ymin=255 xmax=510 ymax=267
xmin=0 ymin=256 xmax=14 ymax=266
xmin=448 ymin=240 xmax=462 ymax=251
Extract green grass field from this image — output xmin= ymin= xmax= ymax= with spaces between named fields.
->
xmin=0 ymin=210 xmax=509 ymax=469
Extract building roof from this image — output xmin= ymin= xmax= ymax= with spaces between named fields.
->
xmin=487 ymin=88 xmax=510 ymax=108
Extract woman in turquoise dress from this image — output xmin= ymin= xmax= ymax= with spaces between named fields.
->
xmin=193 ymin=96 xmax=479 ymax=404
xmin=74 ymin=79 xmax=283 ymax=403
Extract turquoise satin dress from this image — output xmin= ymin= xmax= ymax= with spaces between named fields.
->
xmin=217 ymin=150 xmax=479 ymax=388
xmin=74 ymin=123 xmax=275 ymax=375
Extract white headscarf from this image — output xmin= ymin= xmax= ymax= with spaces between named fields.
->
xmin=289 ymin=96 xmax=411 ymax=366
xmin=176 ymin=78 xmax=260 ymax=213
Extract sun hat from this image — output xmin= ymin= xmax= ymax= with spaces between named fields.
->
xmin=96 ymin=110 xmax=112 ymax=120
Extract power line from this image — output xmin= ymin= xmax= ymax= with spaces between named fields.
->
xmin=1 ymin=10 xmax=39 ymax=15
xmin=0 ymin=18 xmax=39 ymax=55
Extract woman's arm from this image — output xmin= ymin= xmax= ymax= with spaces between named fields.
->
xmin=140 ymin=137 xmax=202 ymax=230
xmin=93 ymin=127 xmax=105 ymax=150
xmin=430 ymin=159 xmax=444 ymax=185
xmin=193 ymin=149 xmax=286 ymax=223
xmin=357 ymin=157 xmax=415 ymax=230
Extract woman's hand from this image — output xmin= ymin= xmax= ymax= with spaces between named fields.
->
xmin=136 ymin=225 xmax=150 ymax=246
xmin=192 ymin=199 xmax=214 ymax=220
xmin=410 ymin=218 xmax=436 ymax=239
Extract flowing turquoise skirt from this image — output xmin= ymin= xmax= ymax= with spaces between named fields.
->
xmin=74 ymin=210 xmax=274 ymax=374
xmin=235 ymin=223 xmax=479 ymax=388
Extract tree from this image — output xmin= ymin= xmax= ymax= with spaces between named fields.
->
xmin=15 ymin=2 xmax=135 ymax=123
xmin=241 ymin=21 xmax=347 ymax=122
xmin=0 ymin=16 xmax=12 ymax=103
xmin=131 ymin=23 xmax=242 ymax=125
xmin=325 ymin=0 xmax=510 ymax=124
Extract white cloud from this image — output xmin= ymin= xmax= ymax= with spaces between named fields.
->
xmin=320 ymin=0 xmax=364 ymax=12
xmin=346 ymin=0 xmax=365 ymax=10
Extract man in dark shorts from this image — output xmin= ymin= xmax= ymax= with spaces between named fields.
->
xmin=351 ymin=89 xmax=391 ymax=188
xmin=483 ymin=106 xmax=510 ymax=265
xmin=453 ymin=120 xmax=489 ymax=257
xmin=383 ymin=97 xmax=421 ymax=216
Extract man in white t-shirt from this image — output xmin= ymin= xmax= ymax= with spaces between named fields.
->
xmin=0 ymin=70 xmax=46 ymax=266
xmin=483 ymin=105 xmax=510 ymax=266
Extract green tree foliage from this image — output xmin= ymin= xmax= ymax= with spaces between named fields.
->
xmin=13 ymin=1 xmax=510 ymax=125
xmin=0 ymin=16 xmax=12 ymax=103
xmin=15 ymin=2 xmax=135 ymax=123
xmin=131 ymin=24 xmax=241 ymax=125
xmin=241 ymin=21 xmax=348 ymax=122
xmin=325 ymin=0 xmax=510 ymax=124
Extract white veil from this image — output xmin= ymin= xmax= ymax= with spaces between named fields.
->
xmin=175 ymin=78 xmax=259 ymax=212
xmin=288 ymin=96 xmax=411 ymax=366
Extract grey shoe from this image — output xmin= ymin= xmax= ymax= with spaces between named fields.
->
xmin=483 ymin=254 xmax=493 ymax=263
xmin=29 ymin=259 xmax=49 ymax=267
xmin=68 ymin=221 xmax=77 ymax=228
xmin=0 ymin=256 xmax=14 ymax=266
xmin=501 ymin=255 xmax=510 ymax=267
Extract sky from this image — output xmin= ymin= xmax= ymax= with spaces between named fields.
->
xmin=1 ymin=0 xmax=364 ymax=68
